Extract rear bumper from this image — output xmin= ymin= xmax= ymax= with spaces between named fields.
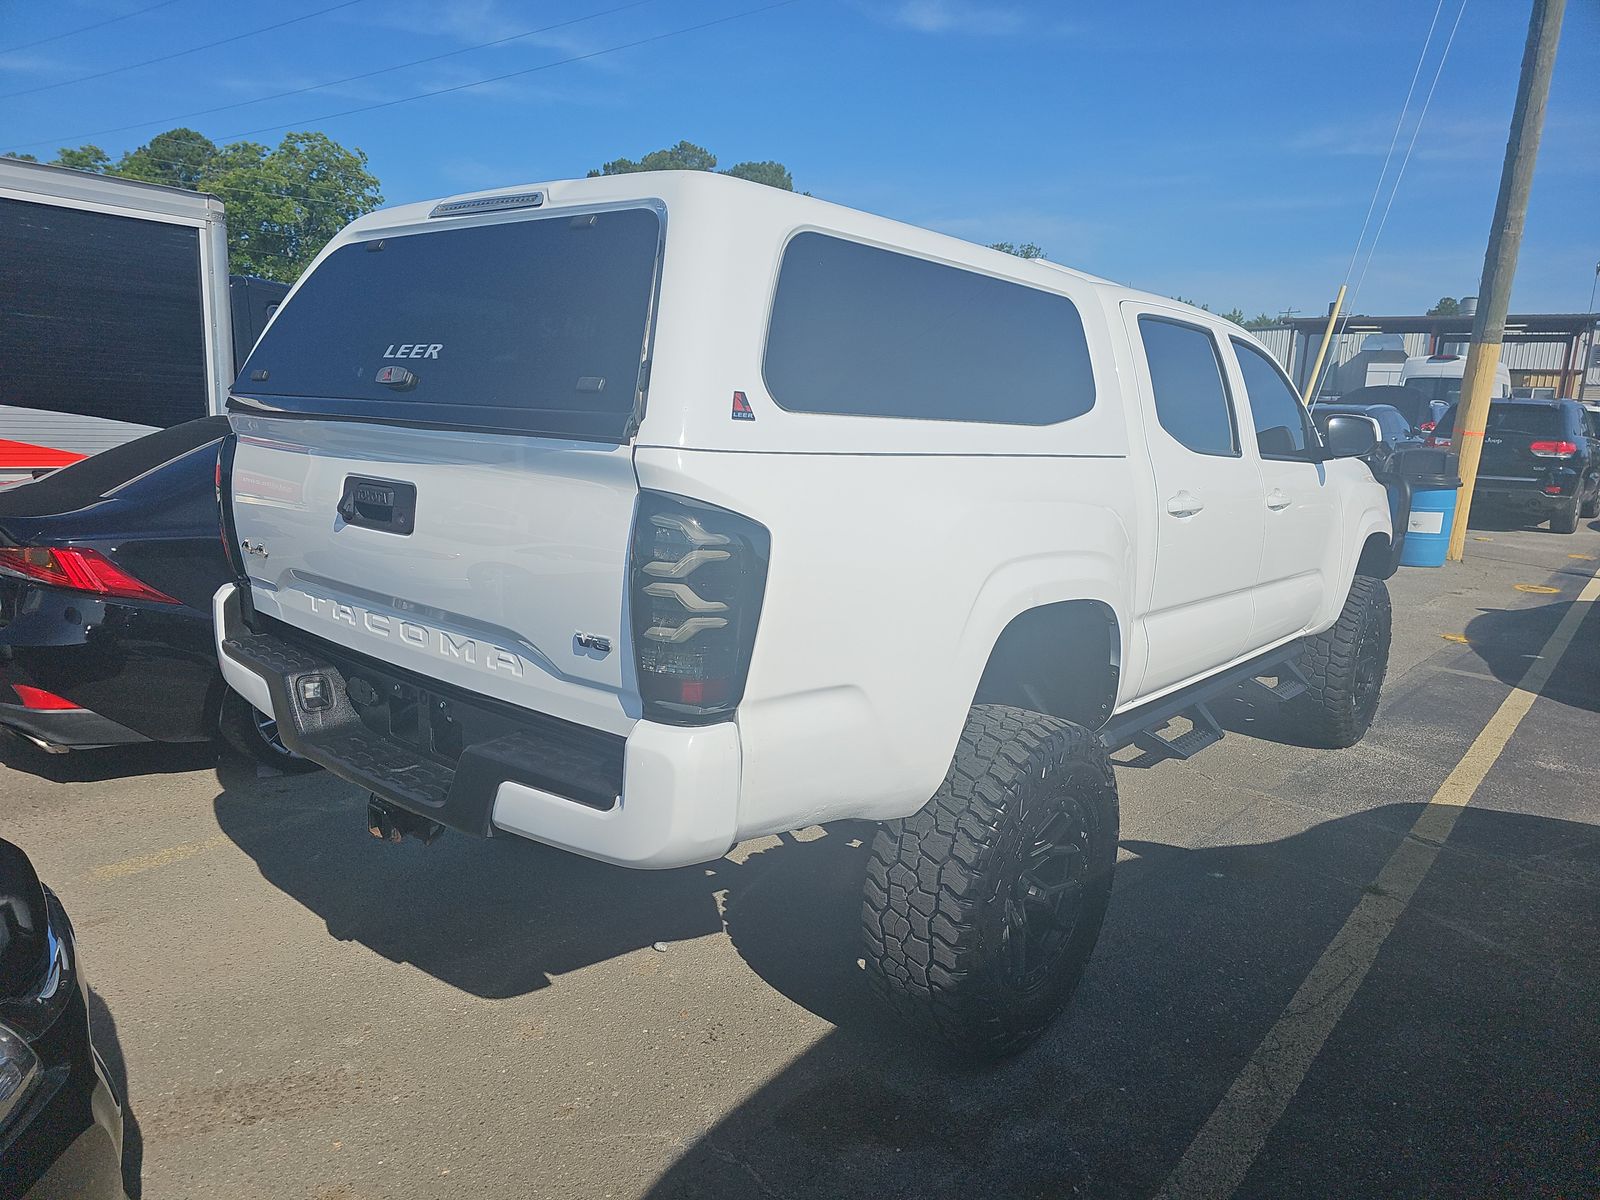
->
xmin=213 ymin=584 xmax=740 ymax=868
xmin=0 ymin=702 xmax=148 ymax=750
xmin=1474 ymin=474 xmax=1583 ymax=507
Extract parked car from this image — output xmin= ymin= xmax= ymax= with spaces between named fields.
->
xmin=1427 ymin=398 xmax=1600 ymax=533
xmin=1311 ymin=402 xmax=1423 ymax=471
xmin=215 ymin=171 xmax=1394 ymax=1056
xmin=1322 ymin=383 xmax=1441 ymax=433
xmin=0 ymin=838 xmax=128 ymax=1199
xmin=0 ymin=417 xmax=314 ymax=770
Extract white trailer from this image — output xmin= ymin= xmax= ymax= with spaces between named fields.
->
xmin=0 ymin=158 xmax=242 ymax=485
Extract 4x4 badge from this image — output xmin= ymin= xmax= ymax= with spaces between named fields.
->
xmin=731 ymin=391 xmax=755 ymax=421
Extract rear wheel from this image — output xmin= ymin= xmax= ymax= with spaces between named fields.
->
xmin=861 ymin=705 xmax=1118 ymax=1058
xmin=1288 ymin=575 xmax=1391 ymax=748
xmin=1580 ymin=491 xmax=1600 ymax=520
xmin=218 ymin=690 xmax=320 ymax=774
xmin=1550 ymin=497 xmax=1581 ymax=534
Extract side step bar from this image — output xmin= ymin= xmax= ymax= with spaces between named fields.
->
xmin=1099 ymin=645 xmax=1307 ymax=763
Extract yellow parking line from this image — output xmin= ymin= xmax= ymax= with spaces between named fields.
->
xmin=92 ymin=834 xmax=228 ymax=880
xmin=1158 ymin=567 xmax=1600 ymax=1200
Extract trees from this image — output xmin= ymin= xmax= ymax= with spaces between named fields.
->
xmin=1244 ymin=313 xmax=1279 ymax=330
xmin=1427 ymin=297 xmax=1461 ymax=316
xmin=590 ymin=140 xmax=796 ymax=191
xmin=1219 ymin=307 xmax=1248 ymax=326
xmin=40 ymin=127 xmax=382 ymax=282
xmin=989 ymin=242 xmax=1046 ymax=259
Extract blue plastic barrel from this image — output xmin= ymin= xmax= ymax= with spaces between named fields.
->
xmin=1400 ymin=486 xmax=1458 ymax=568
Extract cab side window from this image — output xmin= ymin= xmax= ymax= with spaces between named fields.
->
xmin=1233 ymin=338 xmax=1316 ymax=460
xmin=1138 ymin=316 xmax=1239 ymax=457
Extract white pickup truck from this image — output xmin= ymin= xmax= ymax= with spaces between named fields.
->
xmin=215 ymin=172 xmax=1395 ymax=1056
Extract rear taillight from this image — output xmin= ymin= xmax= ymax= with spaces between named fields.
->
xmin=629 ymin=491 xmax=770 ymax=725
xmin=9 ymin=684 xmax=81 ymax=710
xmin=1418 ymin=421 xmax=1437 ymax=434
xmin=1529 ymin=440 xmax=1578 ymax=458
xmin=1425 ymin=435 xmax=1452 ymax=448
xmin=0 ymin=547 xmax=179 ymax=604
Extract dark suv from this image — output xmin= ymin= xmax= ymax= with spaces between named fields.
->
xmin=1428 ymin=398 xmax=1600 ymax=533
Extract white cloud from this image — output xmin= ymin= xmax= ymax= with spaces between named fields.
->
xmin=879 ymin=1 xmax=1026 ymax=35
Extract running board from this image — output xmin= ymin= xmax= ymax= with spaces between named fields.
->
xmin=1098 ymin=644 xmax=1305 ymax=762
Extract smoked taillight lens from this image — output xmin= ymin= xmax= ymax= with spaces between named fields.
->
xmin=629 ymin=491 xmax=769 ymax=725
xmin=1529 ymin=440 xmax=1578 ymax=457
xmin=0 ymin=546 xmax=179 ymax=604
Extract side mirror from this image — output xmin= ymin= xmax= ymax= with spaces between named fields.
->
xmin=1321 ymin=413 xmax=1380 ymax=460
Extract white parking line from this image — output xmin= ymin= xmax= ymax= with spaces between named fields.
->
xmin=1157 ymin=568 xmax=1600 ymax=1200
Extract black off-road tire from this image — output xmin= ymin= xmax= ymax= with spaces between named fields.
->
xmin=861 ymin=705 xmax=1119 ymax=1059
xmin=1579 ymin=491 xmax=1600 ymax=520
xmin=1288 ymin=574 xmax=1391 ymax=748
xmin=218 ymin=690 xmax=320 ymax=774
xmin=1550 ymin=497 xmax=1581 ymax=534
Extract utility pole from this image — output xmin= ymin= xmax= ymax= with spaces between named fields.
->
xmin=1447 ymin=0 xmax=1567 ymax=561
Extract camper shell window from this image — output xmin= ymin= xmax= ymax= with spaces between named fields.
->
xmin=233 ymin=206 xmax=663 ymax=441
xmin=762 ymin=232 xmax=1095 ymax=425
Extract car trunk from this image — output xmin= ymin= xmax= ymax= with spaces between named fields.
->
xmin=227 ymin=203 xmax=664 ymax=735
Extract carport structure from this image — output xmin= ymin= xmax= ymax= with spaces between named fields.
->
xmin=1276 ymin=311 xmax=1600 ymax=400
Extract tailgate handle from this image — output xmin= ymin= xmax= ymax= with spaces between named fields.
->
xmin=338 ymin=476 xmax=417 ymax=535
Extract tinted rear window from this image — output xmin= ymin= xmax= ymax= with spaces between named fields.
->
xmin=235 ymin=207 xmax=662 ymax=441
xmin=1434 ymin=403 xmax=1567 ymax=440
xmin=763 ymin=232 xmax=1095 ymax=425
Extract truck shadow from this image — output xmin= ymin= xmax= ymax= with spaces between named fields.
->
xmin=656 ymin=806 xmax=1600 ymax=1200
xmin=211 ymin=776 xmax=1599 ymax=1197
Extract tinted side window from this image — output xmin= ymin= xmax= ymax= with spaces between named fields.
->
xmin=763 ymin=232 xmax=1095 ymax=425
xmin=1234 ymin=338 xmax=1314 ymax=459
xmin=1138 ymin=317 xmax=1237 ymax=456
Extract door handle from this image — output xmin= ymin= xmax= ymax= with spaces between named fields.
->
xmin=1166 ymin=491 xmax=1204 ymax=518
xmin=1266 ymin=489 xmax=1292 ymax=512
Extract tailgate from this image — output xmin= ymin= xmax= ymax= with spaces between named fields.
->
xmin=232 ymin=419 xmax=637 ymax=733
xmin=224 ymin=200 xmax=664 ymax=735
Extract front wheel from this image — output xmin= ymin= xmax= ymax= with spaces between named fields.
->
xmin=218 ymin=690 xmax=321 ymax=774
xmin=1288 ymin=575 xmax=1391 ymax=748
xmin=861 ymin=705 xmax=1119 ymax=1058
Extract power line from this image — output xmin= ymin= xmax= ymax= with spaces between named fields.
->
xmin=13 ymin=0 xmax=658 ymax=152
xmin=0 ymin=0 xmax=369 ymax=101
xmin=1333 ymin=0 xmax=1445 ymax=312
xmin=211 ymin=0 xmax=806 ymax=144
xmin=1337 ymin=0 xmax=1468 ymax=336
xmin=0 ymin=0 xmax=183 ymax=55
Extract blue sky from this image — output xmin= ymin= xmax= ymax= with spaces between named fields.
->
xmin=4 ymin=0 xmax=1597 ymax=316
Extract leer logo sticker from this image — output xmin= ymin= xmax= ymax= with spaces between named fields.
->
xmin=731 ymin=390 xmax=755 ymax=421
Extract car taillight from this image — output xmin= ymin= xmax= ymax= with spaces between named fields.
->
xmin=1418 ymin=421 xmax=1436 ymax=433
xmin=9 ymin=684 xmax=81 ymax=711
xmin=1529 ymin=440 xmax=1577 ymax=457
xmin=629 ymin=491 xmax=770 ymax=725
xmin=0 ymin=547 xmax=179 ymax=604
xmin=1424 ymin=434 xmax=1452 ymax=448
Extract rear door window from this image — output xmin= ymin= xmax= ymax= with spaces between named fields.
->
xmin=235 ymin=207 xmax=662 ymax=441
xmin=762 ymin=232 xmax=1095 ymax=425
xmin=1137 ymin=317 xmax=1238 ymax=456
xmin=1435 ymin=403 xmax=1564 ymax=440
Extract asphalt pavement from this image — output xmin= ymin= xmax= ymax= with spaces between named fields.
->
xmin=4 ymin=510 xmax=1597 ymax=1200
